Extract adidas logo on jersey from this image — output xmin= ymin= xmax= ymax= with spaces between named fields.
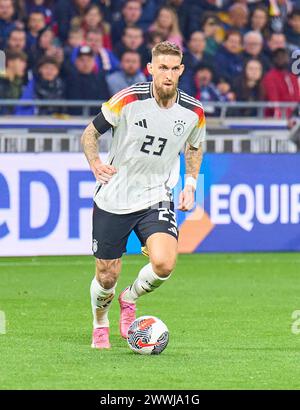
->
xmin=168 ymin=227 xmax=177 ymax=235
xmin=134 ymin=119 xmax=148 ymax=128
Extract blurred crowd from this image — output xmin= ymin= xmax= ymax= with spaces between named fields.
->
xmin=0 ymin=0 xmax=299 ymax=117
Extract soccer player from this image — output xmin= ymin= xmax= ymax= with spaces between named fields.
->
xmin=81 ymin=41 xmax=206 ymax=349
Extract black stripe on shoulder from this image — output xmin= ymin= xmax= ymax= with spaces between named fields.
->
xmin=177 ymin=90 xmax=203 ymax=111
xmin=130 ymin=82 xmax=152 ymax=101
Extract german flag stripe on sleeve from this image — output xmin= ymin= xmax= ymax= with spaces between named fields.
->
xmin=104 ymin=83 xmax=151 ymax=116
xmin=192 ymin=106 xmax=206 ymax=128
xmin=103 ymin=93 xmax=139 ymax=116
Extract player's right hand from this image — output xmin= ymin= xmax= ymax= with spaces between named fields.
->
xmin=90 ymin=159 xmax=117 ymax=184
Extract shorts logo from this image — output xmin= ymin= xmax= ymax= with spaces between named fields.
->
xmin=173 ymin=120 xmax=186 ymax=136
xmin=168 ymin=227 xmax=178 ymax=236
xmin=92 ymin=239 xmax=98 ymax=253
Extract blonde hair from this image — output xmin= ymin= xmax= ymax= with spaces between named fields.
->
xmin=151 ymin=41 xmax=183 ymax=60
xmin=155 ymin=7 xmax=182 ymax=38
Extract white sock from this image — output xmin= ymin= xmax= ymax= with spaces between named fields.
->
xmin=90 ymin=277 xmax=116 ymax=328
xmin=122 ymin=263 xmax=171 ymax=303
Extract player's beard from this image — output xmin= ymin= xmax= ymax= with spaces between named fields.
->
xmin=155 ymin=82 xmax=177 ymax=101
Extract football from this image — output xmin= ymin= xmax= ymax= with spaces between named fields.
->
xmin=127 ymin=316 xmax=169 ymax=355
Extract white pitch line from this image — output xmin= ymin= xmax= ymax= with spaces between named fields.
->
xmin=0 ymin=260 xmax=143 ymax=267
xmin=0 ymin=259 xmax=300 ymax=268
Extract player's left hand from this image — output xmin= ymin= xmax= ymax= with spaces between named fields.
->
xmin=178 ymin=186 xmax=195 ymax=211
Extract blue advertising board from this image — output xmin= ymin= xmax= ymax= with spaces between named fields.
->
xmin=127 ymin=153 xmax=300 ymax=253
xmin=0 ymin=153 xmax=299 ymax=256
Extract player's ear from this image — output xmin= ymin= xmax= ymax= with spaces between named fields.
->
xmin=179 ymin=64 xmax=185 ymax=76
xmin=147 ymin=62 xmax=153 ymax=75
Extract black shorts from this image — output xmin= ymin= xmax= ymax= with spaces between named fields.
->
xmin=92 ymin=201 xmax=178 ymax=259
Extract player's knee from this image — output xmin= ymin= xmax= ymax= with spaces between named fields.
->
xmin=98 ymin=274 xmax=117 ymax=289
xmin=152 ymin=258 xmax=176 ymax=278
xmin=95 ymin=258 xmax=120 ymax=289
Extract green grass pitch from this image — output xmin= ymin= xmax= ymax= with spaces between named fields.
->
xmin=1 ymin=253 xmax=300 ymax=390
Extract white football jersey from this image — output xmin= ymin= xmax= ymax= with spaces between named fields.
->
xmin=94 ymin=82 xmax=206 ymax=214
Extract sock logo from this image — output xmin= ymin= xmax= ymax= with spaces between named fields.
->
xmin=146 ymin=280 xmax=159 ymax=289
xmin=96 ymin=293 xmax=114 ymax=309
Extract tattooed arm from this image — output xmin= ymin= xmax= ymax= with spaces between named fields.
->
xmin=81 ymin=122 xmax=116 ymax=184
xmin=185 ymin=143 xmax=203 ymax=180
xmin=178 ymin=143 xmax=203 ymax=211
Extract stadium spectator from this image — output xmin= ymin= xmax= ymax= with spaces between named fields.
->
xmin=248 ymin=5 xmax=270 ymax=38
xmin=65 ymin=45 xmax=110 ymax=115
xmin=84 ymin=29 xmax=119 ymax=73
xmin=285 ymin=8 xmax=300 ymax=50
xmin=182 ymin=31 xmax=213 ymax=73
xmin=111 ymin=0 xmax=142 ymax=45
xmin=35 ymin=57 xmax=65 ymax=109
xmin=262 ymin=48 xmax=300 ymax=118
xmin=144 ymin=30 xmax=164 ymax=76
xmin=25 ymin=0 xmax=54 ymax=25
xmin=90 ymin=0 xmax=115 ymax=23
xmin=148 ymin=6 xmax=183 ymax=49
xmin=114 ymin=26 xmax=149 ymax=69
xmin=198 ymin=0 xmax=232 ymax=11
xmin=216 ymin=77 xmax=235 ymax=102
xmin=138 ymin=0 xmax=162 ymax=31
xmin=145 ymin=30 xmax=164 ymax=50
xmin=184 ymin=63 xmax=226 ymax=115
xmin=16 ymin=56 xmax=65 ymax=115
xmin=63 ymin=27 xmax=84 ymax=63
xmin=233 ymin=58 xmax=264 ymax=116
xmin=264 ymin=32 xmax=288 ymax=61
xmin=13 ymin=0 xmax=27 ymax=21
xmin=180 ymin=31 xmax=213 ymax=92
xmin=186 ymin=0 xmax=226 ymax=36
xmin=54 ymin=0 xmax=92 ymax=42
xmin=242 ymin=31 xmax=272 ymax=72
xmin=81 ymin=4 xmax=112 ymax=50
xmin=29 ymin=26 xmax=63 ymax=71
xmin=215 ymin=30 xmax=244 ymax=83
xmin=1 ymin=0 xmax=299 ymax=119
xmin=0 ymin=0 xmax=17 ymax=48
xmin=67 ymin=28 xmax=119 ymax=74
xmin=200 ymin=12 xmax=223 ymax=57
xmin=267 ymin=32 xmax=287 ymax=51
xmin=219 ymin=3 xmax=249 ymax=35
xmin=0 ymin=51 xmax=27 ymax=113
xmin=164 ymin=0 xmax=190 ymax=39
xmin=193 ymin=64 xmax=219 ymax=101
xmin=106 ymin=50 xmax=146 ymax=96
xmin=6 ymin=28 xmax=27 ymax=53
xmin=68 ymin=26 xmax=84 ymax=48
xmin=26 ymin=11 xmax=46 ymax=50
xmin=269 ymin=0 xmax=293 ymax=33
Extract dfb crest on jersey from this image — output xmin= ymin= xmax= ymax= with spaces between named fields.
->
xmin=173 ymin=120 xmax=186 ymax=136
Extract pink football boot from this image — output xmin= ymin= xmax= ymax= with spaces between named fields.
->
xmin=91 ymin=327 xmax=111 ymax=349
xmin=118 ymin=287 xmax=136 ymax=339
